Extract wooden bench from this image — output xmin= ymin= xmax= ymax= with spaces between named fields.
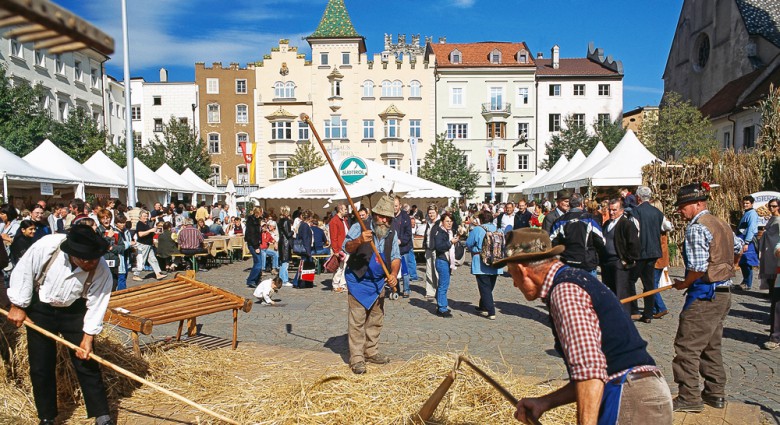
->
xmin=104 ymin=271 xmax=252 ymax=356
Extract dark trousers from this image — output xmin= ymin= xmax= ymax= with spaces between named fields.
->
xmin=475 ymin=274 xmax=498 ymax=316
xmin=630 ymin=259 xmax=658 ymax=319
xmin=26 ymin=297 xmax=109 ymax=420
xmin=770 ymin=286 xmax=780 ymax=342
xmin=602 ymin=260 xmax=634 ymax=316
xmin=672 ymin=291 xmax=731 ymax=402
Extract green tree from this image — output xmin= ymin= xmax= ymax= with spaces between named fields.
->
xmin=641 ymin=91 xmax=716 ymax=161
xmin=419 ymin=133 xmax=479 ymax=200
xmin=540 ymin=115 xmax=593 ymax=170
xmin=592 ymin=117 xmax=626 ymax=151
xmin=287 ymin=141 xmax=325 ymax=177
xmin=0 ymin=65 xmax=54 ymax=156
xmin=49 ymin=106 xmax=107 ymax=162
xmin=104 ymin=137 xmax=128 ymax=167
xmin=139 ymin=116 xmax=211 ymax=178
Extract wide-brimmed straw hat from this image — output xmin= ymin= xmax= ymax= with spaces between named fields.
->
xmin=61 ymin=224 xmax=109 ymax=260
xmin=491 ymin=228 xmax=564 ymax=267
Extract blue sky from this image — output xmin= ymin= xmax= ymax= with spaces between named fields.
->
xmin=59 ymin=0 xmax=682 ymax=110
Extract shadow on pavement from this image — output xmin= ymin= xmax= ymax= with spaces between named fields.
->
xmin=723 ymin=327 xmax=765 ymax=347
xmin=494 ymin=301 xmax=551 ymax=327
xmin=323 ymin=334 xmax=349 ymax=364
xmin=728 ymin=308 xmax=770 ymax=324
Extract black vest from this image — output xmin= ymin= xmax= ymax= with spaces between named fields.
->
xmin=547 ymin=266 xmax=655 ymax=377
xmin=346 ymin=229 xmax=395 ymax=279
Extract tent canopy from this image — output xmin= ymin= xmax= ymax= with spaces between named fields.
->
xmin=25 ymin=140 xmax=124 ymax=188
xmin=83 ymin=151 xmax=165 ymax=192
xmin=507 ymin=169 xmax=547 ymax=194
xmin=249 ymin=158 xmax=459 ymax=201
xmin=566 ymin=130 xmax=660 ymax=188
xmin=546 ymin=143 xmax=610 ymax=192
xmin=523 ymin=155 xmax=569 ymax=195
xmin=0 ymin=144 xmax=71 ymax=184
xmin=127 ymin=158 xmax=190 ymax=193
xmin=155 ymin=164 xmax=202 ymax=194
xmin=540 ymin=149 xmax=586 ymax=193
xmin=180 ymin=168 xmax=222 ymax=195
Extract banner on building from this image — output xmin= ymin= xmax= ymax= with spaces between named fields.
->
xmin=239 ymin=141 xmax=258 ymax=185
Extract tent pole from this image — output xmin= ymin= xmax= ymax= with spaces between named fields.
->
xmin=121 ymin=0 xmax=136 ymax=206
xmin=2 ymin=172 xmax=7 ymax=203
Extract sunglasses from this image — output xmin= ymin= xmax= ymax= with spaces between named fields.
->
xmin=770 ymin=205 xmax=779 ymax=208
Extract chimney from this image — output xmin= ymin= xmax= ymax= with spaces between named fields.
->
xmin=551 ymin=45 xmax=559 ymax=69
xmin=536 ymin=52 xmax=543 ymax=59
xmin=438 ymin=37 xmax=447 ymax=44
xmin=159 ymin=67 xmax=168 ymax=82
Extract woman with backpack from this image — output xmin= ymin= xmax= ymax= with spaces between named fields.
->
xmin=466 ymin=209 xmax=502 ymax=320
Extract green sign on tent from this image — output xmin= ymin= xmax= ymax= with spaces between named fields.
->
xmin=339 ymin=157 xmax=368 ymax=184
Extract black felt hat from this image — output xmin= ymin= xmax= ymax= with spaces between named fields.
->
xmin=675 ymin=182 xmax=710 ymax=207
xmin=61 ymin=224 xmax=109 ymax=260
xmin=556 ymin=189 xmax=571 ymax=200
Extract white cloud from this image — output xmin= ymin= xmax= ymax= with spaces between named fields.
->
xmin=450 ymin=0 xmax=476 ymax=8
xmin=78 ymin=1 xmax=308 ymax=73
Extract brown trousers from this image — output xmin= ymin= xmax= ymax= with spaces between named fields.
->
xmin=348 ymin=293 xmax=385 ymax=366
xmin=672 ymin=292 xmax=731 ymax=402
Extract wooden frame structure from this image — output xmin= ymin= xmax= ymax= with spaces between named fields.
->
xmin=104 ymin=271 xmax=252 ymax=356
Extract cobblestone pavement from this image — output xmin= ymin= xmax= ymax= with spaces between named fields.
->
xmin=128 ymin=258 xmax=780 ymax=421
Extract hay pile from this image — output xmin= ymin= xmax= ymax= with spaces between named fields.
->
xmin=0 ymin=325 xmax=576 ymax=424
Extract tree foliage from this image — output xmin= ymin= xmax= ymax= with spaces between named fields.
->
xmin=138 ymin=116 xmax=211 ymax=178
xmin=0 ymin=65 xmax=54 ymax=156
xmin=287 ymin=141 xmax=325 ymax=178
xmin=641 ymin=91 xmax=716 ymax=161
xmin=592 ymin=117 xmax=626 ymax=151
xmin=48 ymin=106 xmax=108 ymax=162
xmin=419 ymin=133 xmax=479 ymax=200
xmin=540 ymin=115 xmax=593 ymax=170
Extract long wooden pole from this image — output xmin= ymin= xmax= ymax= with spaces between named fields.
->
xmin=620 ymin=285 xmax=674 ymax=304
xmin=300 ymin=113 xmax=394 ymax=287
xmin=0 ymin=308 xmax=239 ymax=425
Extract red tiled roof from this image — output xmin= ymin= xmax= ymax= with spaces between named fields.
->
xmin=739 ymin=65 xmax=780 ymax=107
xmin=429 ymin=42 xmax=536 ymax=68
xmin=699 ymin=68 xmax=765 ymax=118
xmin=536 ymin=58 xmax=620 ymax=76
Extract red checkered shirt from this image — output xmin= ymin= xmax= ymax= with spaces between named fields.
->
xmin=540 ymin=261 xmax=657 ymax=382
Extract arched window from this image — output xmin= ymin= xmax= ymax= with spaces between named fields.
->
xmin=274 ymin=82 xmax=284 ymax=98
xmin=363 ymin=80 xmax=374 ymax=97
xmin=409 ymin=80 xmax=421 ymax=98
xmin=516 ymin=49 xmax=528 ymax=63
xmin=381 ymin=80 xmax=392 ymax=97
xmin=490 ymin=49 xmax=502 ymax=64
xmin=450 ymin=49 xmax=462 ymax=64
xmin=391 ymin=80 xmax=403 ymax=97
xmin=284 ymin=81 xmax=295 ymax=98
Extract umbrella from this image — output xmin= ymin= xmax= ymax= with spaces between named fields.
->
xmin=75 ymin=182 xmax=86 ymax=200
xmin=225 ymin=179 xmax=237 ymax=217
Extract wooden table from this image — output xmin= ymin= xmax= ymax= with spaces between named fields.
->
xmin=104 ymin=271 xmax=252 ymax=355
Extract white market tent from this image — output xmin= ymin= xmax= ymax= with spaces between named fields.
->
xmin=180 ymin=168 xmax=222 ymax=195
xmin=83 ymin=151 xmax=166 ymax=191
xmin=24 ymin=140 xmax=124 ymax=188
xmin=127 ymin=158 xmax=191 ymax=193
xmin=546 ymin=143 xmax=610 ymax=192
xmin=249 ymin=158 xmax=459 ymax=213
xmin=155 ymin=164 xmax=202 ymax=195
xmin=507 ymin=169 xmax=547 ymax=194
xmin=0 ymin=144 xmax=72 ymax=185
xmin=565 ymin=130 xmax=660 ymax=189
xmin=540 ymin=149 xmax=587 ymax=193
xmin=523 ymin=155 xmax=569 ymax=196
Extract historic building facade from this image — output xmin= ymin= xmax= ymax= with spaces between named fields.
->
xmin=664 ymin=0 xmax=780 ymax=151
xmin=427 ymin=41 xmax=537 ymax=203
xmin=253 ymin=0 xmax=435 ymax=186
xmin=195 ymin=62 xmax=255 ymax=188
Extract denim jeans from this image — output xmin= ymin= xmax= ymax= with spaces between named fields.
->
xmin=475 ymin=274 xmax=498 ymax=316
xmin=401 ymin=259 xmax=411 ymax=294
xmin=404 ymin=250 xmax=418 ymax=280
xmin=247 ymin=249 xmax=264 ymax=285
xmin=116 ymin=273 xmax=127 ymax=291
xmin=262 ymin=249 xmax=279 ymax=269
xmin=279 ymin=261 xmax=289 ymax=283
xmin=313 ymin=248 xmax=330 ymax=255
xmin=435 ymin=258 xmax=451 ymax=313
xmin=653 ymin=268 xmax=668 ymax=314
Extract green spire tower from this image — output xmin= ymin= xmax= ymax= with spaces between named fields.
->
xmin=308 ymin=0 xmax=362 ymax=39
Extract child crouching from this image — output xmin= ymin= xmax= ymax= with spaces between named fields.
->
xmin=254 ymin=275 xmax=283 ymax=305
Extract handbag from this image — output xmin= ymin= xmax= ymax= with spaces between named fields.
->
xmin=292 ymin=237 xmax=306 ymax=255
xmin=300 ymin=259 xmax=316 ymax=282
xmin=324 ymin=253 xmax=341 ymax=273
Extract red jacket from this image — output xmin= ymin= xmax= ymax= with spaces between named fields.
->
xmin=328 ymin=215 xmax=350 ymax=254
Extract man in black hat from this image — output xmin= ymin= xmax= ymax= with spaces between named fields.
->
xmin=670 ymin=183 xmax=742 ymax=413
xmin=542 ymin=189 xmax=571 ymax=233
xmin=6 ymin=224 xmax=114 ymax=425
xmin=494 ymin=228 xmax=672 ymax=424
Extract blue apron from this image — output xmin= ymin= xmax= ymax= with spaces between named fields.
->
xmin=598 ymin=368 xmax=632 ymax=425
xmin=346 ymin=252 xmax=387 ymax=309
xmin=738 ymin=240 xmax=759 ymax=267
xmin=681 ymin=241 xmax=716 ymax=310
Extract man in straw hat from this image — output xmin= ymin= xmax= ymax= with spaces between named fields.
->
xmin=670 ymin=182 xmax=743 ymax=412
xmin=6 ymin=224 xmax=115 ymax=425
xmin=343 ymin=193 xmax=401 ymax=374
xmin=492 ymin=228 xmax=671 ymax=424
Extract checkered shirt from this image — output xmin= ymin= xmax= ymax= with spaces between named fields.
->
xmin=684 ymin=210 xmax=744 ymax=273
xmin=540 ymin=261 xmax=657 ymax=382
xmin=177 ymin=225 xmax=204 ymax=250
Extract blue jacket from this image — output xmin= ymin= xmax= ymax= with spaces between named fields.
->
xmin=312 ymin=226 xmax=328 ymax=251
xmin=466 ymin=223 xmax=501 ymax=275
xmin=392 ymin=210 xmax=413 ymax=254
xmin=297 ymin=221 xmax=313 ymax=257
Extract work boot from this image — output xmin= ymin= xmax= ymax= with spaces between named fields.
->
xmin=672 ymin=397 xmax=704 ymax=413
xmin=702 ymin=394 xmax=726 ymax=409
xmin=351 ymin=361 xmax=366 ymax=374
xmin=39 ymin=420 xmax=55 ymax=425
xmin=365 ymin=352 xmax=391 ymax=364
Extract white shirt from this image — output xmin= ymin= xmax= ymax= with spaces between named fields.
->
xmin=7 ymin=234 xmax=113 ymax=335
xmin=252 ymin=279 xmax=276 ymax=304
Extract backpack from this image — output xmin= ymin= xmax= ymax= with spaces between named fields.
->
xmin=480 ymin=225 xmax=506 ymax=266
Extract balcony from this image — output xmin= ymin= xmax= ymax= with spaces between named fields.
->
xmin=481 ymin=102 xmax=511 ymax=121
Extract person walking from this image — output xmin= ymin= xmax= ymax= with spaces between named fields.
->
xmin=737 ymin=195 xmax=760 ymax=290
xmin=343 ymin=194 xmax=400 ymax=374
xmin=6 ymin=225 xmax=116 ymax=425
xmin=628 ymin=186 xmax=666 ymax=323
xmin=329 ymin=204 xmax=350 ymax=293
xmin=600 ymin=198 xmax=640 ymax=317
xmin=466 ymin=210 xmax=501 ymax=320
xmin=433 ymin=213 xmax=458 ymax=317
xmin=277 ymin=206 xmax=293 ymax=287
xmin=292 ymin=210 xmax=314 ymax=289
xmin=132 ymin=211 xmax=166 ymax=281
xmin=671 ymin=182 xmax=742 ymax=412
xmin=422 ymin=206 xmax=440 ymax=299
xmin=493 ymin=228 xmax=672 ymax=425
xmin=245 ymin=207 xmax=264 ymax=288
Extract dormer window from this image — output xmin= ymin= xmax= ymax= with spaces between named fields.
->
xmin=490 ymin=49 xmax=502 ymax=64
xmin=517 ymin=50 xmax=528 ymax=63
xmin=450 ymin=49 xmax=462 ymax=64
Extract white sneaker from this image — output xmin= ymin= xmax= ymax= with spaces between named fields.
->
xmin=282 ymin=282 xmax=293 ymax=287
